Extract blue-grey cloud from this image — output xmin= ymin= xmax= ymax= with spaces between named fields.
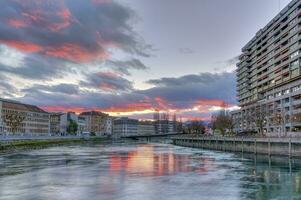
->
xmin=106 ymin=58 xmax=148 ymax=76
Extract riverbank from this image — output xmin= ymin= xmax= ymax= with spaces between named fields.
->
xmin=173 ymin=136 xmax=301 ymax=158
xmin=0 ymin=137 xmax=110 ymax=154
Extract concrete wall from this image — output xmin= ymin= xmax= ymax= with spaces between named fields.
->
xmin=173 ymin=137 xmax=301 ymax=158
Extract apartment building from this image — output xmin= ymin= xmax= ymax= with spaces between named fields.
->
xmin=233 ymin=0 xmax=301 ymax=136
xmin=138 ymin=121 xmax=156 ymax=135
xmin=113 ymin=117 xmax=138 ymax=138
xmin=79 ymin=111 xmax=109 ymax=135
xmin=50 ymin=113 xmax=63 ymax=134
xmin=0 ymin=98 xmax=49 ymax=135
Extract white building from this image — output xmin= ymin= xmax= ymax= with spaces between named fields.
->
xmin=138 ymin=121 xmax=155 ymax=135
xmin=0 ymin=98 xmax=50 ymax=136
xmin=113 ymin=117 xmax=138 ymax=138
xmin=105 ymin=117 xmax=113 ymax=136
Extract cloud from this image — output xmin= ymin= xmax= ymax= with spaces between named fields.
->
xmin=0 ymin=73 xmax=18 ymax=97
xmin=0 ymin=53 xmax=74 ymax=80
xmin=214 ymin=56 xmax=239 ymax=72
xmin=178 ymin=48 xmax=195 ymax=54
xmin=106 ymin=58 xmax=148 ymax=76
xmin=0 ymin=0 xmax=150 ymax=63
xmin=80 ymin=71 xmax=134 ymax=92
xmin=22 ymin=83 xmax=79 ymax=95
xmin=16 ymin=71 xmax=236 ymax=121
xmin=141 ymin=72 xmax=236 ymax=109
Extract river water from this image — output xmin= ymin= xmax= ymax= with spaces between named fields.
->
xmin=0 ymin=143 xmax=300 ymax=200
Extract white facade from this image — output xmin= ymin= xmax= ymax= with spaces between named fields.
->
xmin=0 ymin=98 xmax=50 ymax=136
xmin=113 ymin=117 xmax=138 ymax=138
xmin=105 ymin=117 xmax=113 ymax=136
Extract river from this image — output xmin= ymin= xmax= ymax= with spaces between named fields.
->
xmin=0 ymin=142 xmax=300 ymax=200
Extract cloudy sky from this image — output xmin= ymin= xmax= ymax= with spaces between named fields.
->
xmin=0 ymin=0 xmax=291 ymax=121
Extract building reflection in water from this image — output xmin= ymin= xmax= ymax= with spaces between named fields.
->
xmin=109 ymin=144 xmax=214 ymax=177
xmin=240 ymin=156 xmax=301 ymax=199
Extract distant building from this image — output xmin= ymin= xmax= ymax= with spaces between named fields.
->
xmin=105 ymin=117 xmax=113 ymax=136
xmin=113 ymin=117 xmax=138 ymax=138
xmin=138 ymin=121 xmax=155 ymax=135
xmin=59 ymin=112 xmax=78 ymax=135
xmin=50 ymin=112 xmax=87 ymax=135
xmin=50 ymin=113 xmax=63 ymax=135
xmin=79 ymin=111 xmax=109 ymax=135
xmin=78 ymin=116 xmax=87 ymax=134
xmin=0 ymin=98 xmax=50 ymax=136
xmin=153 ymin=112 xmax=178 ymax=134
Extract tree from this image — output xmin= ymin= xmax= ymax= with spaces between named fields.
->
xmin=251 ymin=105 xmax=267 ymax=136
xmin=211 ymin=113 xmax=234 ymax=136
xmin=3 ymin=112 xmax=26 ymax=134
xmin=186 ymin=120 xmax=206 ymax=134
xmin=272 ymin=109 xmax=287 ymax=136
xmin=67 ymin=119 xmax=78 ymax=134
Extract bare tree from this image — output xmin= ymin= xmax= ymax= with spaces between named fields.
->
xmin=272 ymin=109 xmax=287 ymax=136
xmin=187 ymin=120 xmax=206 ymax=134
xmin=211 ymin=113 xmax=234 ymax=136
xmin=251 ymin=104 xmax=267 ymax=136
xmin=3 ymin=112 xmax=26 ymax=135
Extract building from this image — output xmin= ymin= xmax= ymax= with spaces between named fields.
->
xmin=138 ymin=121 xmax=155 ymax=135
xmin=104 ymin=117 xmax=113 ymax=136
xmin=78 ymin=116 xmax=87 ymax=134
xmin=79 ymin=111 xmax=109 ymax=135
xmin=113 ymin=117 xmax=138 ymax=138
xmin=153 ymin=112 xmax=178 ymax=134
xmin=50 ymin=113 xmax=63 ymax=135
xmin=50 ymin=112 xmax=87 ymax=135
xmin=233 ymin=0 xmax=301 ymax=136
xmin=58 ymin=112 xmax=79 ymax=135
xmin=0 ymin=98 xmax=50 ymax=136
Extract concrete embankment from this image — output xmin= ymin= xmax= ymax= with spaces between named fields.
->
xmin=173 ymin=137 xmax=301 ymax=158
xmin=0 ymin=137 xmax=110 ymax=153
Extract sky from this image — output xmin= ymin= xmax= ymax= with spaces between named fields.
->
xmin=0 ymin=0 xmax=292 ymax=121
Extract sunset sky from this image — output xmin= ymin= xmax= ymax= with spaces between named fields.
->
xmin=0 ymin=0 xmax=291 ymax=121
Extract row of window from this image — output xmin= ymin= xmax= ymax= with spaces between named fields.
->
xmin=266 ymin=84 xmax=301 ymax=100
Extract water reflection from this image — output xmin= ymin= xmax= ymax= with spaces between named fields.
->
xmin=0 ymin=143 xmax=301 ymax=200
xmin=239 ymin=154 xmax=301 ymax=199
xmin=109 ymin=144 xmax=214 ymax=176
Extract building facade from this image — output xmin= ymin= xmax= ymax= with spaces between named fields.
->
xmin=153 ymin=112 xmax=178 ymax=134
xmin=79 ymin=111 xmax=109 ymax=135
xmin=113 ymin=117 xmax=138 ymax=138
xmin=50 ymin=113 xmax=63 ymax=135
xmin=104 ymin=117 xmax=113 ymax=136
xmin=0 ymin=98 xmax=50 ymax=136
xmin=138 ymin=121 xmax=156 ymax=135
xmin=233 ymin=0 xmax=301 ymax=136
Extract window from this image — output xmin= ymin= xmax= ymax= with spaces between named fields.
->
xmin=291 ymin=51 xmax=299 ymax=59
xmin=291 ymin=68 xmax=299 ymax=77
xmin=292 ymin=85 xmax=301 ymax=92
xmin=283 ymin=89 xmax=290 ymax=95
xmin=289 ymin=18 xmax=297 ymax=26
xmin=290 ymin=26 xmax=298 ymax=34
xmin=290 ymin=59 xmax=299 ymax=69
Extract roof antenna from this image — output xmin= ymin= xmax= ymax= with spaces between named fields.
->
xmin=278 ymin=0 xmax=281 ymax=12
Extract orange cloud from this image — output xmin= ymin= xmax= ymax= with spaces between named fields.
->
xmin=45 ymin=43 xmax=109 ymax=62
xmin=99 ymin=83 xmax=119 ymax=91
xmin=194 ymin=99 xmax=227 ymax=107
xmin=0 ymin=40 xmax=42 ymax=53
xmin=7 ymin=19 xmax=27 ymax=28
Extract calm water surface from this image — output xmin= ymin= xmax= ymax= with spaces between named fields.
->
xmin=0 ymin=143 xmax=300 ymax=200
